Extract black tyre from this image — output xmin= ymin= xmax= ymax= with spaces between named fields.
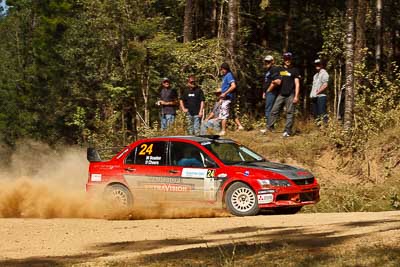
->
xmin=225 ymin=182 xmax=259 ymax=216
xmin=275 ymin=206 xmax=302 ymax=215
xmin=103 ymin=184 xmax=133 ymax=208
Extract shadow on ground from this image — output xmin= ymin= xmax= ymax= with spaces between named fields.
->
xmin=1 ymin=218 xmax=399 ymax=266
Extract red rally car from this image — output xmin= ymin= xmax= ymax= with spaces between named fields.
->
xmin=86 ymin=135 xmax=320 ymax=216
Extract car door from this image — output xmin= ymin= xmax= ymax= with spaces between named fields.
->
xmin=123 ymin=141 xmax=172 ymax=202
xmin=167 ymin=141 xmax=221 ymax=202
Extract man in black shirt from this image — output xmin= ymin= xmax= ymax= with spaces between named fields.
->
xmin=159 ymin=77 xmax=178 ymax=130
xmin=261 ymin=55 xmax=282 ymax=133
xmin=267 ymin=52 xmax=300 ymax=137
xmin=180 ymin=76 xmax=205 ymax=135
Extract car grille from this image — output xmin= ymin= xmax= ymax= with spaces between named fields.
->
xmin=300 ymin=191 xmax=318 ymax=201
xmin=276 ymin=191 xmax=319 ymax=202
xmin=293 ymin=177 xmax=314 ymax=185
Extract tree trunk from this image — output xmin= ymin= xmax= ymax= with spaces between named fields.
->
xmin=283 ymin=0 xmax=291 ymax=52
xmin=375 ymin=0 xmax=382 ymax=71
xmin=183 ymin=0 xmax=194 ymax=42
xmin=227 ymin=0 xmax=239 ymax=63
xmin=141 ymin=47 xmax=150 ymax=126
xmin=354 ymin=0 xmax=366 ymax=92
xmin=355 ymin=0 xmax=366 ymax=65
xmin=217 ymin=0 xmax=224 ymax=39
xmin=211 ymin=0 xmax=217 ymax=37
xmin=344 ymin=0 xmax=355 ymax=130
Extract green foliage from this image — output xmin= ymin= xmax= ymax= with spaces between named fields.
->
xmin=320 ymin=10 xmax=346 ymax=67
xmin=326 ymin=64 xmax=400 ymax=154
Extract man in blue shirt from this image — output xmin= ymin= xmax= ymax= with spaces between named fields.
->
xmin=218 ymin=63 xmax=237 ymax=135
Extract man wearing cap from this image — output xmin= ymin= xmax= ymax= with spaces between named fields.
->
xmin=261 ymin=55 xmax=282 ymax=133
xmin=158 ymin=77 xmax=178 ymax=130
xmin=310 ymin=59 xmax=329 ymax=124
xmin=267 ymin=52 xmax=300 ymax=137
xmin=180 ymin=75 xmax=205 ymax=135
xmin=201 ymin=89 xmax=223 ymax=135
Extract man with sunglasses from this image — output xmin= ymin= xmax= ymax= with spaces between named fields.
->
xmin=267 ymin=52 xmax=300 ymax=137
xmin=158 ymin=77 xmax=178 ymax=131
xmin=260 ymin=55 xmax=281 ymax=134
xmin=180 ymin=75 xmax=205 ymax=135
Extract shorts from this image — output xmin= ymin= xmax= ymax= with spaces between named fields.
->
xmin=219 ymin=99 xmax=231 ymax=119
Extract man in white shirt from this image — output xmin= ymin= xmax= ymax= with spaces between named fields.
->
xmin=310 ymin=59 xmax=329 ymax=124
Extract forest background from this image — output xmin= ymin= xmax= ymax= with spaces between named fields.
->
xmin=0 ymin=0 xmax=399 ymax=184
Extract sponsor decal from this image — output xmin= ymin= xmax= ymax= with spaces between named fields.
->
xmin=91 ymin=174 xmax=102 ymax=182
xmin=182 ymin=168 xmax=208 ymax=178
xmin=258 ymin=194 xmax=273 ymax=204
xmin=217 ymin=173 xmax=228 ymax=178
xmin=142 ymin=183 xmax=193 ymax=192
xmin=244 ymin=170 xmax=250 ymax=177
xmin=149 ymin=177 xmax=182 ymax=183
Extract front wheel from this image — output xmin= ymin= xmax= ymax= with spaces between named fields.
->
xmin=103 ymin=184 xmax=133 ymax=208
xmin=225 ymin=182 xmax=259 ymax=216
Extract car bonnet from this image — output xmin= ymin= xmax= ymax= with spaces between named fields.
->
xmin=233 ymin=161 xmax=314 ymax=180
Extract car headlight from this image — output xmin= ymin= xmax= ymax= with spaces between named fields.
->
xmin=258 ymin=179 xmax=291 ymax=187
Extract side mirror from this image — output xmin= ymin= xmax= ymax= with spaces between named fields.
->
xmin=87 ymin=148 xmax=102 ymax=162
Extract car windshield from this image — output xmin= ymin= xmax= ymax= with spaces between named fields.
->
xmin=202 ymin=141 xmax=265 ymax=165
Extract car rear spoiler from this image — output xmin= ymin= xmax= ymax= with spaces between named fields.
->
xmin=87 ymin=147 xmax=102 ymax=162
xmin=87 ymin=146 xmax=127 ymax=162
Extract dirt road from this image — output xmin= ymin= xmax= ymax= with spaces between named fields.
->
xmin=1 ymin=211 xmax=399 ymax=266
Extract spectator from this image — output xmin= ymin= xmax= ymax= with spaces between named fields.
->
xmin=201 ymin=89 xmax=223 ymax=135
xmin=158 ymin=77 xmax=178 ymax=131
xmin=267 ymin=52 xmax=300 ymax=137
xmin=218 ymin=62 xmax=237 ymax=136
xmin=260 ymin=55 xmax=282 ymax=133
xmin=310 ymin=59 xmax=329 ymax=124
xmin=180 ymin=76 xmax=205 ymax=135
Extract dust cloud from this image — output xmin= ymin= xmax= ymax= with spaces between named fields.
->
xmin=0 ymin=140 xmax=228 ymax=220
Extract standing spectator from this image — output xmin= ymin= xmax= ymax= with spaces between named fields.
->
xmin=201 ymin=89 xmax=223 ymax=135
xmin=158 ymin=77 xmax=178 ymax=131
xmin=310 ymin=59 xmax=329 ymax=124
xmin=180 ymin=75 xmax=205 ymax=135
xmin=267 ymin=52 xmax=300 ymax=137
xmin=260 ymin=55 xmax=282 ymax=133
xmin=218 ymin=62 xmax=237 ymax=136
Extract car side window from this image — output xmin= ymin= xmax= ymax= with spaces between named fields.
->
xmin=170 ymin=142 xmax=216 ymax=168
xmin=125 ymin=141 xmax=167 ymax=166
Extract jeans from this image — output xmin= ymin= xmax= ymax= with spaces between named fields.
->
xmin=186 ymin=114 xmax=201 ymax=135
xmin=311 ymin=96 xmax=328 ymax=123
xmin=265 ymin=92 xmax=277 ymax=125
xmin=200 ymin=119 xmax=221 ymax=135
xmin=161 ymin=114 xmax=175 ymax=130
xmin=267 ymin=94 xmax=296 ymax=135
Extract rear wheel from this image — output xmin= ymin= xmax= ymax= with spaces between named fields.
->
xmin=225 ymin=182 xmax=259 ymax=216
xmin=103 ymin=184 xmax=133 ymax=208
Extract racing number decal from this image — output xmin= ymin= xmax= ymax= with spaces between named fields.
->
xmin=207 ymin=169 xmax=215 ymax=178
xmin=139 ymin=143 xmax=153 ymax=155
